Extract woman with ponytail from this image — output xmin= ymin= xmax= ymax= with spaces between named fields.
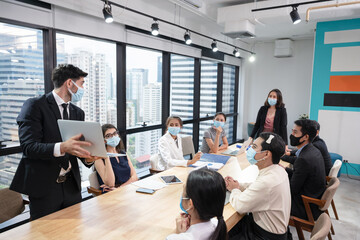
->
xmin=166 ymin=169 xmax=228 ymax=240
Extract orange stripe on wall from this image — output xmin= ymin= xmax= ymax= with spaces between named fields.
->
xmin=329 ymin=75 xmax=360 ymax=92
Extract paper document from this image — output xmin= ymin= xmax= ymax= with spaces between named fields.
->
xmin=132 ymin=178 xmax=166 ymax=190
xmin=107 ymin=153 xmax=127 ymax=157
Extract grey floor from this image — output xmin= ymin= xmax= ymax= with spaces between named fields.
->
xmin=290 ymin=175 xmax=360 ymax=240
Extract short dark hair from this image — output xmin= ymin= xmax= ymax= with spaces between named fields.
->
xmin=52 ymin=64 xmax=88 ymax=88
xmin=165 ymin=115 xmax=183 ymax=130
xmin=259 ymin=132 xmax=285 ymax=164
xmin=101 ymin=124 xmax=125 ymax=152
xmin=264 ymin=89 xmax=285 ymax=108
xmin=186 ymin=169 xmax=228 ymax=240
xmin=315 ymin=121 xmax=320 ymax=131
xmin=294 ymin=119 xmax=317 ymax=142
xmin=214 ymin=112 xmax=226 ymax=121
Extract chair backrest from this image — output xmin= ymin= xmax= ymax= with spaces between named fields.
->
xmin=150 ymin=153 xmax=161 ymax=170
xmin=328 ymin=160 xmax=342 ymax=178
xmin=88 ymin=171 xmax=100 ymax=190
xmin=320 ymin=177 xmax=340 ymax=211
xmin=0 ymin=188 xmax=25 ymax=223
xmin=182 ymin=135 xmax=195 ymax=158
xmin=310 ymin=213 xmax=332 ymax=240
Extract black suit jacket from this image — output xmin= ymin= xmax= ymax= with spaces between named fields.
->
xmin=290 ymin=143 xmax=326 ymax=220
xmin=312 ymin=136 xmax=332 ymax=176
xmin=281 ymin=136 xmax=332 ymax=176
xmin=250 ymin=106 xmax=288 ymax=144
xmin=10 ymin=92 xmax=90 ymax=198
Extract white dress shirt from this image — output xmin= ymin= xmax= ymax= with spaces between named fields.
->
xmin=52 ymin=90 xmax=72 ymax=174
xmin=229 ymin=164 xmax=291 ymax=234
xmin=166 ymin=219 xmax=218 ymax=240
xmin=157 ymin=132 xmax=186 ymax=170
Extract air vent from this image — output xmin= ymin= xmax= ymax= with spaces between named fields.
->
xmin=224 ymin=31 xmax=256 ymax=39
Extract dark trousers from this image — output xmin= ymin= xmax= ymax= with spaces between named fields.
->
xmin=29 ymin=171 xmax=82 ymax=220
xmin=229 ymin=214 xmax=289 ymax=240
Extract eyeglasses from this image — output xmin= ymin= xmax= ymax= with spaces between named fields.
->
xmin=104 ymin=131 xmax=119 ymax=139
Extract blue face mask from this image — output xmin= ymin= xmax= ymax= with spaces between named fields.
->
xmin=106 ymin=136 xmax=120 ymax=148
xmin=180 ymin=195 xmax=190 ymax=214
xmin=68 ymin=80 xmax=85 ymax=102
xmin=246 ymin=147 xmax=265 ymax=165
xmin=168 ymin=127 xmax=181 ymax=136
xmin=268 ymin=98 xmax=277 ymax=106
xmin=214 ymin=120 xmax=225 ymax=128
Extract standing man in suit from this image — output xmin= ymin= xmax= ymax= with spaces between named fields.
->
xmin=288 ymin=119 xmax=326 ymax=221
xmin=10 ymin=64 xmax=98 ymax=220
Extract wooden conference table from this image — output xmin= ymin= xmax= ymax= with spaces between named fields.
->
xmin=2 ymin=145 xmax=251 ymax=239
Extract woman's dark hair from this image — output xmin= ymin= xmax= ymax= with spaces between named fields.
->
xmin=264 ymin=89 xmax=285 ymax=108
xmin=294 ymin=119 xmax=317 ymax=142
xmin=185 ymin=169 xmax=228 ymax=240
xmin=214 ymin=112 xmax=226 ymax=122
xmin=101 ymin=124 xmax=125 ymax=153
xmin=258 ymin=132 xmax=285 ymax=164
xmin=52 ymin=64 xmax=88 ymax=88
xmin=165 ymin=115 xmax=183 ymax=131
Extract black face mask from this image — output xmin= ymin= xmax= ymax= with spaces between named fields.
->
xmin=290 ymin=134 xmax=305 ymax=146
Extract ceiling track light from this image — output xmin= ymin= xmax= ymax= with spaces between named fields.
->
xmin=184 ymin=30 xmax=192 ymax=45
xmin=103 ymin=0 xmax=113 ymax=23
xmin=290 ymin=5 xmax=301 ymax=24
xmin=249 ymin=54 xmax=256 ymax=62
xmin=100 ymin=0 xmax=256 ymax=56
xmin=211 ymin=40 xmax=218 ymax=52
xmin=151 ymin=19 xmax=159 ymax=36
xmin=233 ymin=48 xmax=240 ymax=57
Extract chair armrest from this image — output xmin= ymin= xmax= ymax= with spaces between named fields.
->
xmin=87 ymin=186 xmax=102 ymax=196
xmin=149 ymin=168 xmax=163 ymax=174
xmin=291 ymin=216 xmax=314 ymax=239
xmin=326 ymin=176 xmax=332 ymax=182
xmin=301 ymin=195 xmax=326 ymax=223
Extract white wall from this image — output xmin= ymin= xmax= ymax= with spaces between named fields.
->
xmin=240 ymin=39 xmax=315 ymax=142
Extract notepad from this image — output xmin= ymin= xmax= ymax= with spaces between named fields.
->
xmin=221 ymin=149 xmax=239 ymax=156
xmin=200 ymin=153 xmax=231 ymax=165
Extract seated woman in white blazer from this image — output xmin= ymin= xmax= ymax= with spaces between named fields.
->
xmin=157 ymin=116 xmax=202 ymax=170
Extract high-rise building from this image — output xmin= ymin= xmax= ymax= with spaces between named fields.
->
xmin=143 ymin=83 xmax=161 ymax=124
xmin=65 ymin=51 xmax=108 ymax=125
xmin=157 ymin=56 xmax=162 ymax=83
xmin=126 ymin=68 xmax=148 ymax=125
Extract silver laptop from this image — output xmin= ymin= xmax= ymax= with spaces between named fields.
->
xmin=58 ymin=120 xmax=107 ymax=158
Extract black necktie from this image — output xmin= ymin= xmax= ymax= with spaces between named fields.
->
xmin=62 ymin=103 xmax=69 ymax=120
xmin=61 ymin=103 xmax=69 ymax=170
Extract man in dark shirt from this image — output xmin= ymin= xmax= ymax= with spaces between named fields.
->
xmin=282 ymin=120 xmax=332 ymax=176
xmin=288 ymin=119 xmax=326 ymax=220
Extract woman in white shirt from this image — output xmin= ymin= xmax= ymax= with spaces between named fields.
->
xmin=157 ymin=116 xmax=201 ymax=170
xmin=166 ymin=169 xmax=228 ymax=240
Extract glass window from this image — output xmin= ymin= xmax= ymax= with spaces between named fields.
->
xmin=170 ymin=54 xmax=194 ymax=120
xmin=0 ymin=23 xmax=45 ymax=142
xmin=126 ymin=47 xmax=162 ymax=128
xmin=127 ymin=129 xmax=162 ymax=175
xmin=181 ymin=123 xmax=193 ymax=137
xmin=56 ymin=33 xmax=117 ymax=126
xmin=223 ymin=116 xmax=234 ymax=144
xmin=0 ymin=23 xmax=45 ymax=189
xmin=222 ymin=65 xmax=236 ymax=114
xmin=200 ymin=60 xmax=217 ymax=118
xmin=0 ymin=153 xmax=22 ymax=189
